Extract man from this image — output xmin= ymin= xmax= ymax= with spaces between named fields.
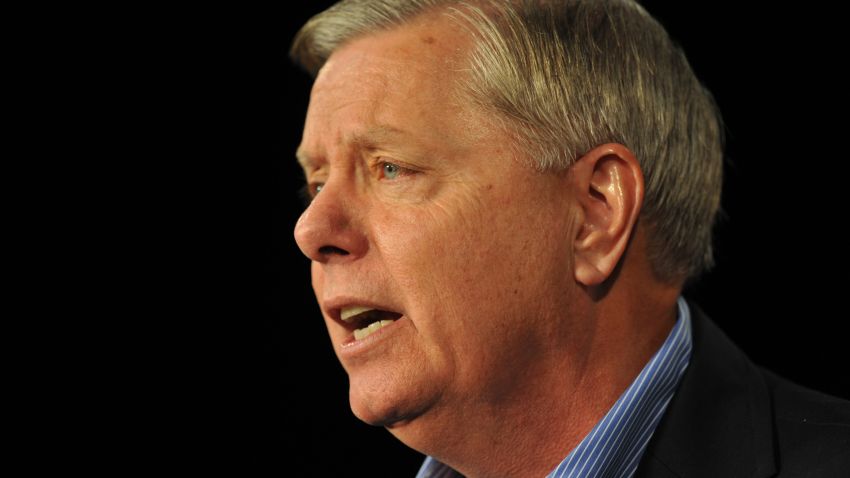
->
xmin=290 ymin=0 xmax=850 ymax=476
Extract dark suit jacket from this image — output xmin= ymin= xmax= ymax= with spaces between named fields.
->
xmin=634 ymin=298 xmax=850 ymax=477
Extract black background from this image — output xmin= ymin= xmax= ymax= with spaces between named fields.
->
xmin=128 ymin=2 xmax=850 ymax=475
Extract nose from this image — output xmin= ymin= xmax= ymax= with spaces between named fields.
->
xmin=293 ymin=177 xmax=368 ymax=263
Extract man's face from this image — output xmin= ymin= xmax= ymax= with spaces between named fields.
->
xmin=294 ymin=16 xmax=580 ymax=437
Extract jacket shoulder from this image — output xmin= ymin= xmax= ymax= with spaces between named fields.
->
xmin=759 ymin=368 xmax=850 ymax=476
xmin=636 ymin=299 xmax=850 ymax=478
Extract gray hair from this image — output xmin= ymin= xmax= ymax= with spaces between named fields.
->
xmin=290 ymin=0 xmax=725 ymax=287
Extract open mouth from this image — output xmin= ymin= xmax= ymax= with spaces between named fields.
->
xmin=340 ymin=306 xmax=403 ymax=341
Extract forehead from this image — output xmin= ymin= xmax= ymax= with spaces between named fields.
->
xmin=298 ymin=13 xmax=485 ymax=166
xmin=316 ymin=11 xmax=471 ymax=92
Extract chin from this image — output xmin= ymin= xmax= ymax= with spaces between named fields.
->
xmin=347 ymin=372 xmax=442 ymax=429
xmin=348 ymin=384 xmax=418 ymax=427
xmin=349 ymin=388 xmax=444 ymax=456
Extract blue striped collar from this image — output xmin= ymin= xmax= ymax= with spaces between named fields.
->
xmin=416 ymin=296 xmax=693 ymax=478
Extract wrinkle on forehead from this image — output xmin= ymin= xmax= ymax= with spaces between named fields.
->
xmin=300 ymin=11 xmax=503 ymax=165
xmin=314 ymin=9 xmax=472 ymax=101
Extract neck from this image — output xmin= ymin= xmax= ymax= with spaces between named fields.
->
xmin=392 ymin=287 xmax=681 ymax=478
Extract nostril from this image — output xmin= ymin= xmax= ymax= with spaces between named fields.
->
xmin=319 ymin=245 xmax=349 ymax=256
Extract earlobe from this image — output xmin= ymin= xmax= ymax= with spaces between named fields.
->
xmin=571 ymin=144 xmax=644 ymax=287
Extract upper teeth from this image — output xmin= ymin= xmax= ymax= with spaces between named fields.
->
xmin=341 ymin=306 xmax=374 ymax=323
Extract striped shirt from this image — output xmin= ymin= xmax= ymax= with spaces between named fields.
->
xmin=415 ymin=296 xmax=693 ymax=478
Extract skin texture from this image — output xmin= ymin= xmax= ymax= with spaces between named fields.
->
xmin=293 ymin=12 xmax=683 ymax=478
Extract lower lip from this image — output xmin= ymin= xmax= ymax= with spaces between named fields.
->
xmin=339 ymin=316 xmax=408 ymax=356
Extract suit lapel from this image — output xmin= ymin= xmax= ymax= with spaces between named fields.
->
xmin=634 ymin=299 xmax=777 ymax=478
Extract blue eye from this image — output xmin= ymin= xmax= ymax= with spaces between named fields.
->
xmin=383 ymin=162 xmax=401 ymax=180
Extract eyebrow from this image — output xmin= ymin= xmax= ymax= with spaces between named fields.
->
xmin=296 ymin=124 xmax=411 ymax=170
xmin=295 ymin=149 xmax=313 ymax=171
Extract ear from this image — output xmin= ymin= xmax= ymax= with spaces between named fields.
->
xmin=570 ymin=143 xmax=644 ymax=287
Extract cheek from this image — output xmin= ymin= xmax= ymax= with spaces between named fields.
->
xmin=373 ymin=184 xmax=495 ymax=285
xmin=422 ymin=186 xmax=525 ymax=279
xmin=415 ymin=180 xmax=567 ymax=306
xmin=374 ymin=183 xmax=534 ymax=331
